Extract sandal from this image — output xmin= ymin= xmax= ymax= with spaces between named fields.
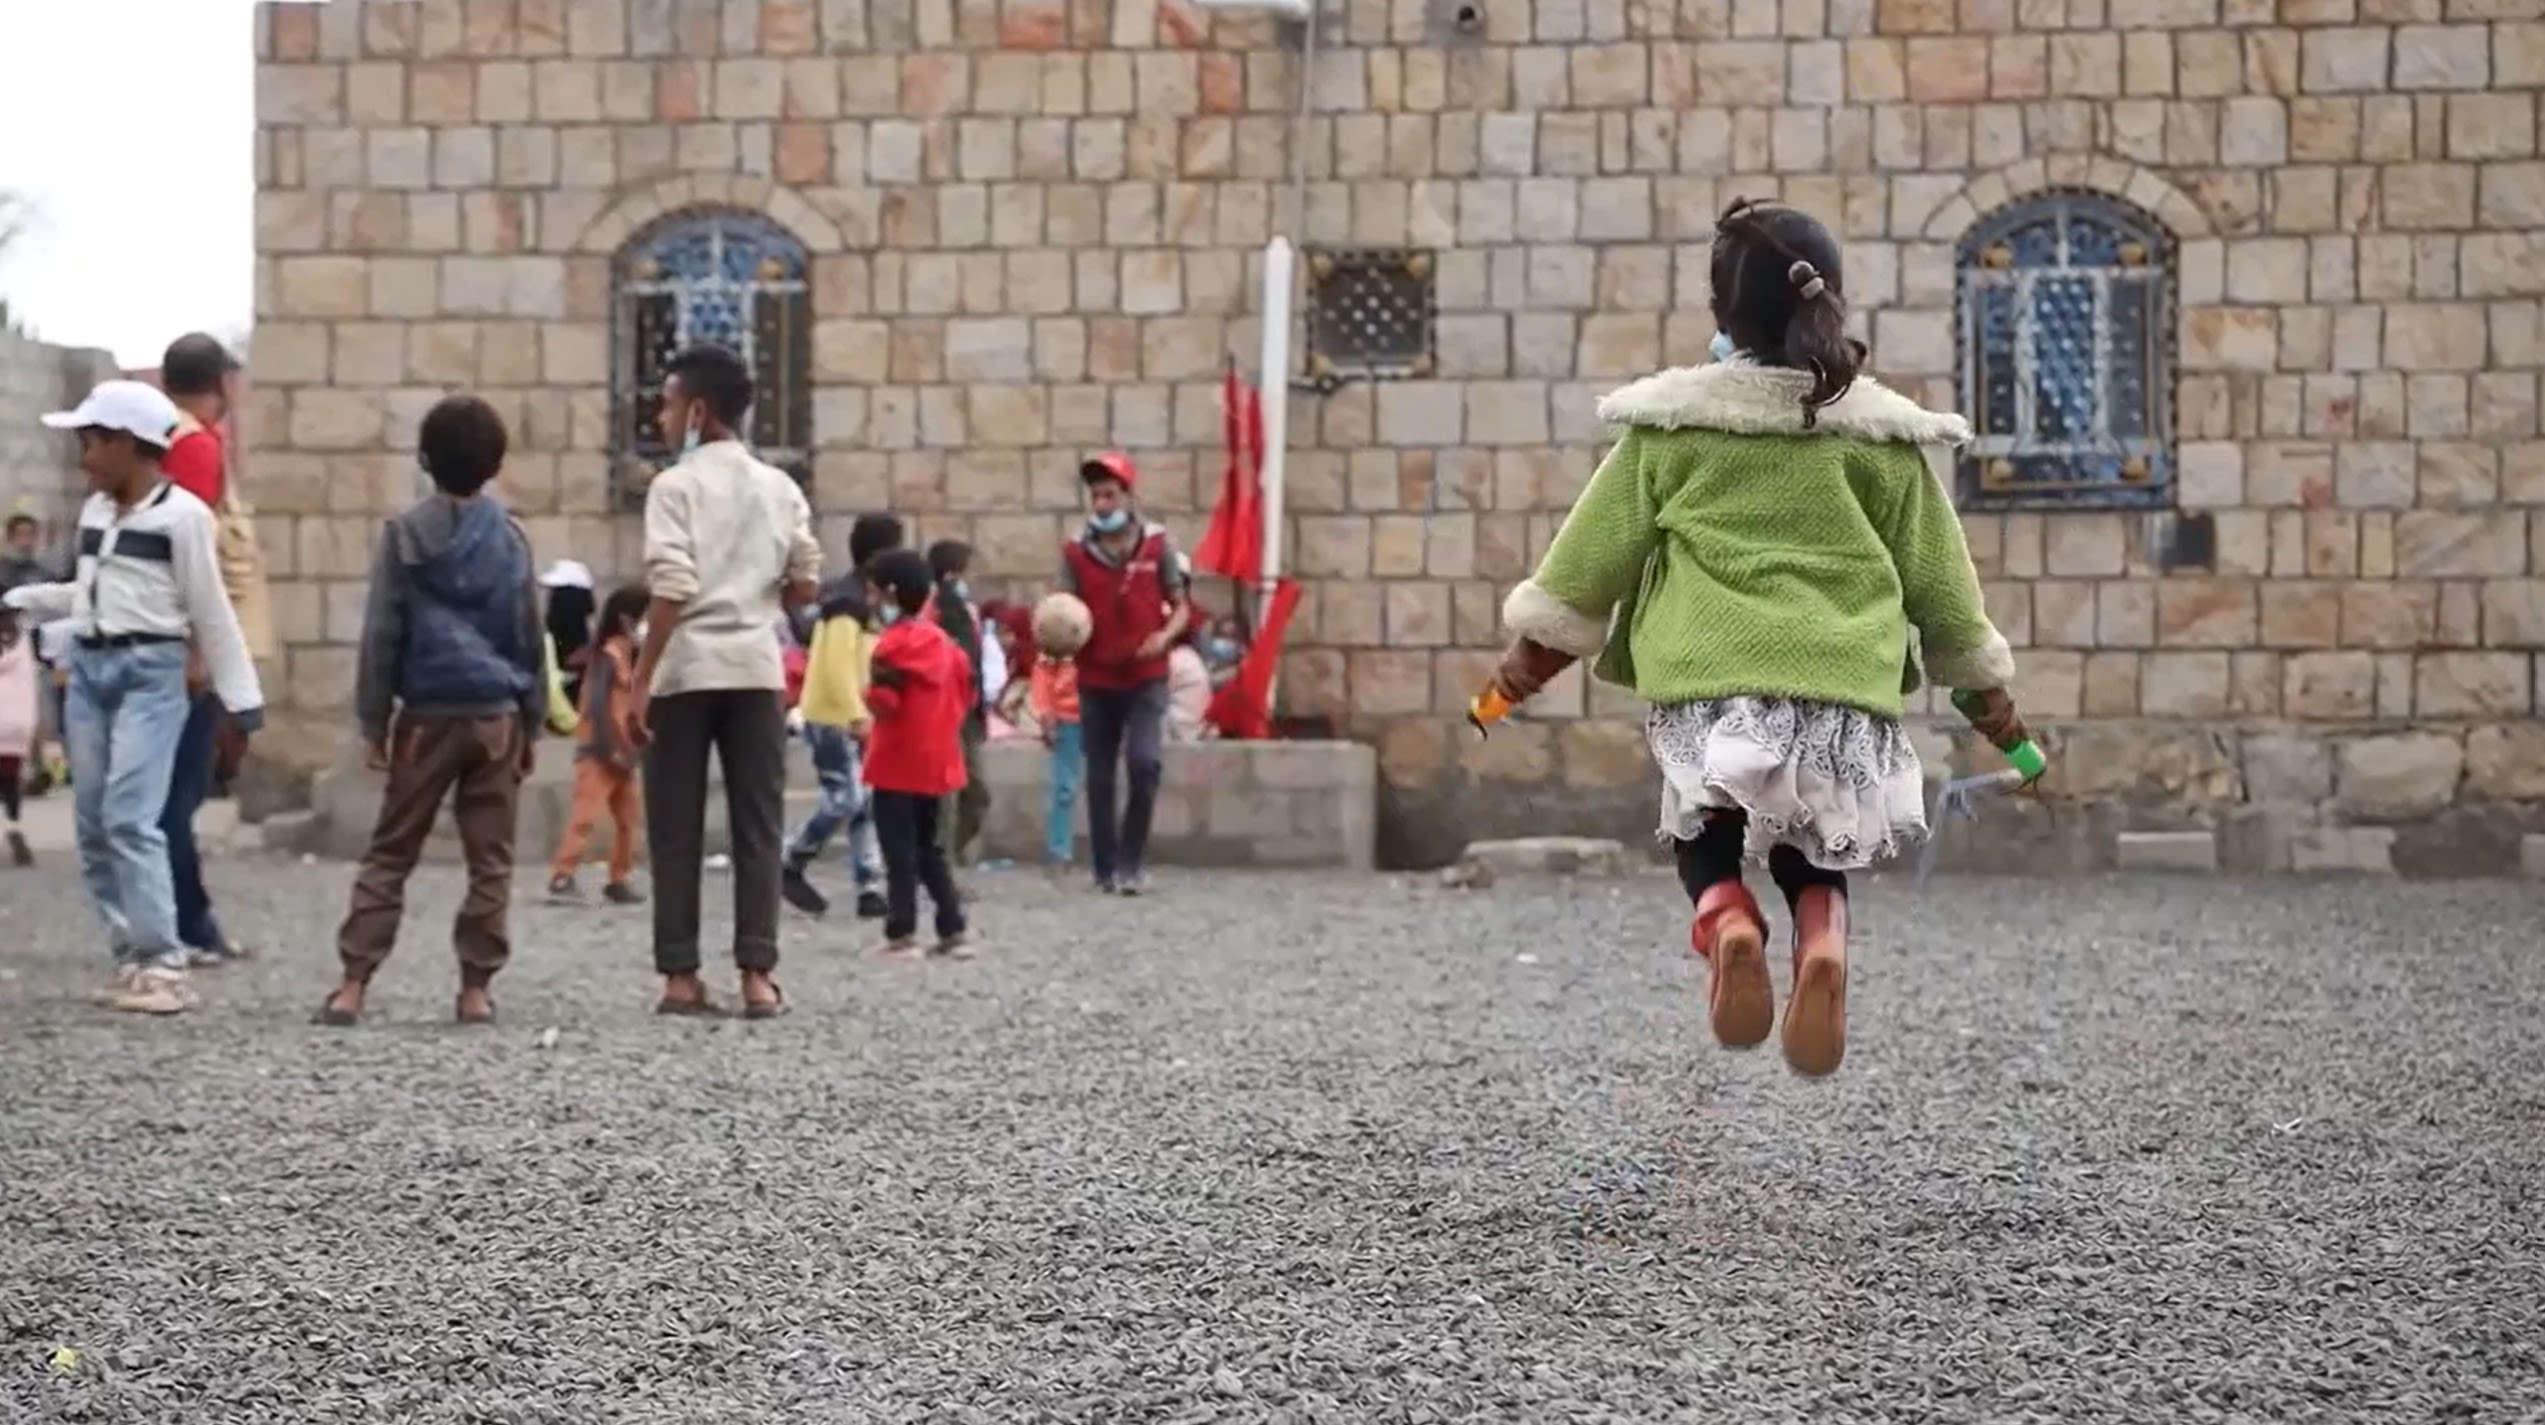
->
xmin=654 ymin=973 xmax=727 ymax=1018
xmin=740 ymin=977 xmax=788 ymax=1021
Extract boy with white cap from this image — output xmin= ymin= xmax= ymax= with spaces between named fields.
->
xmin=2 ymin=380 xmax=263 ymax=1014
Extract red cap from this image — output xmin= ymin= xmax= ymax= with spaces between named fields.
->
xmin=1080 ymin=451 xmax=1138 ymax=489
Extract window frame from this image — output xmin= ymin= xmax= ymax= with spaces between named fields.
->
xmin=608 ymin=206 xmax=814 ymax=506
xmin=1953 ymin=189 xmax=2178 ymax=512
xmin=1300 ymin=246 xmax=1438 ymax=388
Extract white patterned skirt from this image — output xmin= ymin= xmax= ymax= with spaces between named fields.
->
xmin=1648 ymin=697 xmax=1928 ymax=871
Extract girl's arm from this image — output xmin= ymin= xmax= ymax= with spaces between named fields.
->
xmin=1501 ymin=432 xmax=1661 ymax=660
xmin=1856 ymin=443 xmax=2012 ymax=692
xmin=1484 ymin=432 xmax=1661 ymax=710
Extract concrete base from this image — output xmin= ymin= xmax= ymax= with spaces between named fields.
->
xmin=973 ymin=738 xmax=1376 ymax=869
xmin=289 ymin=735 xmax=1380 ymax=872
xmin=2113 ymin=831 xmax=2219 ymax=873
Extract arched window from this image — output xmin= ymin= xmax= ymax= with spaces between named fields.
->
xmin=1956 ymin=192 xmax=2174 ymax=508
xmin=612 ymin=209 xmax=812 ymax=495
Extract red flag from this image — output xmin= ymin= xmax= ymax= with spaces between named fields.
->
xmin=1204 ymin=577 xmax=1301 ymax=741
xmin=1193 ymin=361 xmax=1263 ymax=584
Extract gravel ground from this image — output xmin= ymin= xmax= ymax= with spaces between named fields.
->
xmin=2 ymin=856 xmax=2541 ymax=1424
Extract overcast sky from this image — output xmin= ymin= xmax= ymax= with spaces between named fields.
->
xmin=0 ymin=0 xmax=257 ymax=367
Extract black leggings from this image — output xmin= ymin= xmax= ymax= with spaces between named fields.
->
xmin=1672 ymin=809 xmax=1846 ymax=911
xmin=0 ymin=756 xmax=18 ymax=823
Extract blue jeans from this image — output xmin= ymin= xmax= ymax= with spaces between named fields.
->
xmin=787 ymin=723 xmax=880 ymax=888
xmin=1046 ymin=721 xmax=1083 ymax=864
xmin=161 ymin=692 xmax=226 ymax=951
xmin=65 ymin=640 xmax=194 ymax=967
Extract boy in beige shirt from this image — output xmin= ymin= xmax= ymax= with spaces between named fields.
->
xmin=628 ymin=343 xmax=822 ymax=1019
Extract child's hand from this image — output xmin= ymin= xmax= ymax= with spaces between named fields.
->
xmin=363 ymin=738 xmax=391 ymax=772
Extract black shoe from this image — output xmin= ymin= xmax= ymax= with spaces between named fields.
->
xmin=780 ymin=866 xmax=830 ymax=917
xmin=5 ymin=830 xmax=28 ymax=867
xmin=546 ymin=873 xmax=580 ymax=903
xmin=1094 ymin=874 xmax=1119 ymax=895
xmin=601 ymin=881 xmax=645 ymax=905
xmin=853 ymin=890 xmax=887 ymax=919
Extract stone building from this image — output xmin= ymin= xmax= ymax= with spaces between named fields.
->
xmin=248 ymin=0 xmax=2544 ymax=871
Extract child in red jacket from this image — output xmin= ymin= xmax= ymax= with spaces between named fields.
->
xmin=861 ymin=549 xmax=974 ymax=960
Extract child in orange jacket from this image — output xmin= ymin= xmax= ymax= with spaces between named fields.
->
xmin=547 ymin=586 xmax=649 ymax=903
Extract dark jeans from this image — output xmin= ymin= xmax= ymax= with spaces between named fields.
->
xmin=872 ymin=790 xmax=966 ymax=942
xmin=160 ymin=692 xmax=224 ymax=950
xmin=1080 ymin=678 xmax=1168 ymax=883
xmin=644 ymin=688 xmax=787 ymax=976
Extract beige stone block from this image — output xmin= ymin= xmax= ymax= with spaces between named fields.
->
xmin=2391 ymin=24 xmax=2491 ymax=91
xmin=2395 ymin=511 xmax=2526 ymax=578
xmin=2483 ymin=581 xmax=2545 ymax=648
xmin=2418 ymin=652 xmax=2531 ymax=717
xmin=2261 ymin=582 xmax=2342 ymax=648
xmin=2301 ymin=27 xmax=2390 ymax=93
xmin=2156 ymin=579 xmax=2258 ymax=648
xmin=2466 ymin=723 xmax=2545 ymax=800
xmin=2285 ymin=650 xmax=2375 ymax=720
xmin=2381 ymin=164 xmax=2476 ymax=230
xmin=2097 ymin=579 xmax=2155 ymax=647
xmin=2182 ymin=307 xmax=2277 ymax=371
xmin=273 ymin=256 xmax=374 ymax=319
xmin=941 ymin=318 xmax=1032 ymax=383
xmin=2342 ymin=581 xmax=2440 ymax=649
xmin=2140 ymin=652 xmax=2231 ymax=719
xmin=2336 ymin=732 xmax=2464 ymax=820
xmin=2333 ymin=442 xmax=2417 ymax=508
xmin=1375 ymin=384 xmax=1464 ymax=446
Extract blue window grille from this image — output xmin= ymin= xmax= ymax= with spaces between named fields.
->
xmin=611 ymin=209 xmax=812 ymax=499
xmin=1955 ymin=192 xmax=2175 ymax=509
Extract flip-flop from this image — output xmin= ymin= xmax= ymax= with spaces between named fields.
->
xmin=741 ymin=984 xmax=789 ymax=1020
xmin=653 ymin=995 xmax=728 ymax=1018
xmin=312 ymin=998 xmax=360 ymax=1028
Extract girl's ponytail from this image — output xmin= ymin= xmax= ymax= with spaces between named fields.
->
xmin=1778 ymin=258 xmax=1864 ymax=427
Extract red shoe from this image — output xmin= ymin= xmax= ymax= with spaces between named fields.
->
xmin=1691 ymin=881 xmax=1772 ymax=1049
xmin=1781 ymin=886 xmax=1849 ymax=1078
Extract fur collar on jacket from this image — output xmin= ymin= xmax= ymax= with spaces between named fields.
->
xmin=1596 ymin=360 xmax=1972 ymax=448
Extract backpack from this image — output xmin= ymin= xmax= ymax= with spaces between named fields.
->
xmin=171 ymin=413 xmax=276 ymax=662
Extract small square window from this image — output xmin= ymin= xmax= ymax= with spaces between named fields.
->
xmin=1303 ymin=248 xmax=1436 ymax=383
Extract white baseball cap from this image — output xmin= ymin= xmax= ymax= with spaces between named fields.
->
xmin=41 ymin=380 xmax=183 ymax=447
xmin=538 ymin=559 xmax=594 ymax=590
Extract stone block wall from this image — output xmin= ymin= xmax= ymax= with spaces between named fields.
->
xmin=0 ymin=326 xmax=119 ymax=539
xmin=248 ymin=0 xmax=2545 ymax=871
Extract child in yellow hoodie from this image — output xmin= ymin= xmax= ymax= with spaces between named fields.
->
xmin=781 ymin=578 xmax=887 ymax=919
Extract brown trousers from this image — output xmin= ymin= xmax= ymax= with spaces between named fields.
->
xmin=336 ymin=714 xmax=525 ymax=978
xmin=550 ymin=758 xmax=640 ymax=884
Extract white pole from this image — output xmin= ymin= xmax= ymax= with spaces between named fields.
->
xmin=1257 ymin=236 xmax=1292 ymax=614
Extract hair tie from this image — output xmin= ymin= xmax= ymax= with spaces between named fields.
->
xmin=1787 ymin=259 xmax=1827 ymax=300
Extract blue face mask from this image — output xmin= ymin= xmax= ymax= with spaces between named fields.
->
xmin=1090 ymin=508 xmax=1132 ymax=535
xmin=876 ymin=604 xmax=900 ymax=627
xmin=946 ymin=579 xmax=969 ymax=602
xmin=1205 ymin=636 xmax=1242 ymax=665
xmin=1709 ymin=330 xmax=1737 ymax=363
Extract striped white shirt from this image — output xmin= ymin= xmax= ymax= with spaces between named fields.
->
xmin=1 ymin=483 xmax=263 ymax=716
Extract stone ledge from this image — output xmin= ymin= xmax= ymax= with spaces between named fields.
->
xmin=977 ymin=738 xmax=1376 ymax=870
xmin=2113 ymin=831 xmax=2218 ymax=873
xmin=297 ymin=736 xmax=1378 ymax=872
xmin=2523 ymin=835 xmax=2545 ymax=881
